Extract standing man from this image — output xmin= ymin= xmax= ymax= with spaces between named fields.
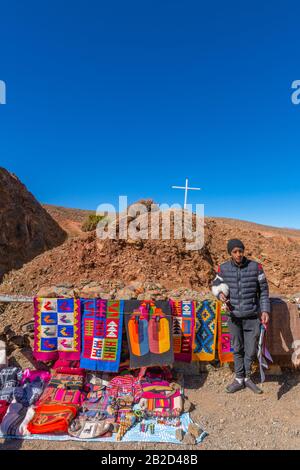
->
xmin=212 ymin=239 xmax=270 ymax=394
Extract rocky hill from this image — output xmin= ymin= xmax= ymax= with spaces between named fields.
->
xmin=0 ymin=202 xmax=299 ymax=301
xmin=0 ymin=168 xmax=66 ymax=280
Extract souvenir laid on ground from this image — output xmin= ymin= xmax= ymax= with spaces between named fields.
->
xmin=68 ymin=417 xmax=113 ymax=439
xmin=27 ymin=403 xmax=78 ymax=434
xmin=0 ymin=359 xmax=207 ymax=445
xmin=0 ymin=367 xmax=23 ymax=402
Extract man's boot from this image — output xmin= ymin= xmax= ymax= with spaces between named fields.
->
xmin=225 ymin=378 xmax=245 ymax=393
xmin=244 ymin=377 xmax=263 ymax=394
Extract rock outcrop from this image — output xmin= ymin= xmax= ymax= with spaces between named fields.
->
xmin=0 ymin=167 xmax=66 ymax=279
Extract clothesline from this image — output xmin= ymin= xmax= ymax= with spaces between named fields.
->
xmin=0 ymin=294 xmax=216 ymax=319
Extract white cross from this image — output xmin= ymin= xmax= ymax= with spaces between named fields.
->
xmin=172 ymin=178 xmax=201 ymax=209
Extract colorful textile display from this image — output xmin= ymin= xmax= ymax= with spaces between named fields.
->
xmin=217 ymin=302 xmax=234 ymax=363
xmin=0 ymin=367 xmax=23 ymax=402
xmin=33 ymin=297 xmax=81 ymax=362
xmin=170 ymin=300 xmax=195 ymax=362
xmin=27 ymin=404 xmax=78 ymax=434
xmin=0 ymin=402 xmax=34 ymax=436
xmin=193 ymin=300 xmax=218 ymax=361
xmin=124 ymin=300 xmax=174 ymax=368
xmin=80 ymin=299 xmax=124 ymax=372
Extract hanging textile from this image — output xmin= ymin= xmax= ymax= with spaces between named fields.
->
xmin=257 ymin=323 xmax=273 ymax=383
xmin=170 ymin=300 xmax=195 ymax=362
xmin=124 ymin=300 xmax=174 ymax=369
xmin=33 ymin=297 xmax=81 ymax=362
xmin=217 ymin=302 xmax=234 ymax=363
xmin=192 ymin=300 xmax=218 ymax=361
xmin=80 ymin=299 xmax=124 ymax=372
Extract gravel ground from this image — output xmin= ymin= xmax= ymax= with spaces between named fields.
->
xmin=1 ymin=367 xmax=299 ymax=451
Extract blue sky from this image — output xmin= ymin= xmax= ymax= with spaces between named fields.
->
xmin=0 ymin=1 xmax=299 ymax=228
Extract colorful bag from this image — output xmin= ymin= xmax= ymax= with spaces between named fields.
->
xmin=138 ymin=380 xmax=183 ymax=417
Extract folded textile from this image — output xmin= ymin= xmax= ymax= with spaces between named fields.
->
xmin=0 ymin=400 xmax=9 ymax=423
xmin=80 ymin=299 xmax=124 ymax=373
xmin=52 ymin=359 xmax=84 ymax=376
xmin=21 ymin=369 xmax=51 ymax=385
xmin=217 ymin=302 xmax=234 ymax=363
xmin=46 ymin=372 xmax=84 ymax=390
xmin=27 ymin=403 xmax=78 ymax=434
xmin=193 ymin=300 xmax=218 ymax=361
xmin=170 ymin=300 xmax=195 ymax=363
xmin=0 ymin=367 xmax=23 ymax=402
xmin=0 ymin=402 xmax=34 ymax=436
xmin=33 ymin=297 xmax=81 ymax=362
xmin=38 ymin=386 xmax=83 ymax=406
xmin=124 ymin=300 xmax=174 ymax=368
xmin=14 ymin=377 xmax=46 ymax=406
xmin=38 ymin=372 xmax=84 ymax=406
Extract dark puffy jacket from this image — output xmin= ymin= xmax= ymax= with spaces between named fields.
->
xmin=211 ymin=257 xmax=270 ymax=318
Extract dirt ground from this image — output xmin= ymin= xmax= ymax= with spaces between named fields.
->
xmin=1 ymin=367 xmax=299 ymax=451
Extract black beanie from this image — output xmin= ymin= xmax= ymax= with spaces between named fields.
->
xmin=227 ymin=239 xmax=245 ymax=254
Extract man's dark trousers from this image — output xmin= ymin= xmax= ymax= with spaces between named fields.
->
xmin=228 ymin=316 xmax=261 ymax=378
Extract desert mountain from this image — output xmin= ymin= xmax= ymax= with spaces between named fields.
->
xmin=0 ymin=168 xmax=66 ymax=279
